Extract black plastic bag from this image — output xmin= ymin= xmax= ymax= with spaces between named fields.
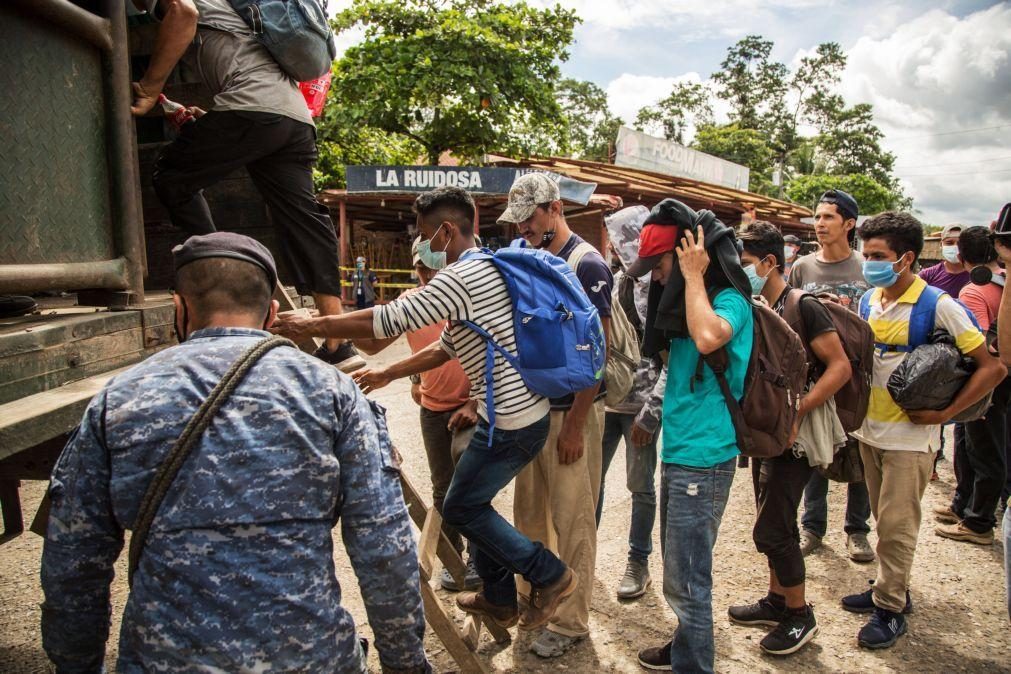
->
xmin=886 ymin=330 xmax=991 ymax=422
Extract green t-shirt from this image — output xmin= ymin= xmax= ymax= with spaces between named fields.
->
xmin=661 ymin=288 xmax=754 ymax=467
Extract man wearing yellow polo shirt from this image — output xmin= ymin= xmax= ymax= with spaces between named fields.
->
xmin=841 ymin=212 xmax=1005 ymax=649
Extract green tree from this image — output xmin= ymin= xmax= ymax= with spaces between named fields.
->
xmin=634 ymin=81 xmax=713 ymax=144
xmin=785 ymin=173 xmax=905 ymax=216
xmin=693 ymin=123 xmax=776 ymax=194
xmin=555 ymin=78 xmax=623 ymax=161
xmin=711 ymin=36 xmax=787 ymax=130
xmin=806 ymin=94 xmax=897 ymax=186
xmin=329 ymin=0 xmax=579 ymax=165
xmin=313 ymin=114 xmax=423 ymax=191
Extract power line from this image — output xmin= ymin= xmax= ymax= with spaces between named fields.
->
xmin=897 ymin=167 xmax=1011 ymax=178
xmin=885 ymin=123 xmax=1011 ymax=142
xmin=893 ymin=155 xmax=1011 ymax=169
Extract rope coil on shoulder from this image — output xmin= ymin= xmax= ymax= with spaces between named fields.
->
xmin=127 ymin=336 xmax=295 ymax=587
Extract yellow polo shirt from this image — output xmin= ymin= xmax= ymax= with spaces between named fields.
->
xmin=852 ymin=277 xmax=985 ymax=452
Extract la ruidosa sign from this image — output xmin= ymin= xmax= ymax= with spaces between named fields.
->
xmin=345 ymin=165 xmax=597 ymax=205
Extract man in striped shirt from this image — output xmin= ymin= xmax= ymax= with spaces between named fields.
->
xmin=272 ymin=186 xmax=578 ymax=632
xmin=842 ymin=212 xmax=1004 ymax=650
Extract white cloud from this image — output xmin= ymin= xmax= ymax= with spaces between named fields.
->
xmin=840 ymin=4 xmax=1011 ymax=223
xmin=533 ymin=0 xmax=822 ymax=37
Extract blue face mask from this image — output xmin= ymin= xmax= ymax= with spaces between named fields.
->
xmin=743 ymin=263 xmax=769 ymax=294
xmin=863 ymin=259 xmax=902 ymax=288
xmin=416 ymin=224 xmax=448 ymax=270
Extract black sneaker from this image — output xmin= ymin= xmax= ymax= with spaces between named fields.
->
xmin=760 ymin=606 xmax=819 ymax=656
xmin=313 ymin=341 xmax=365 ymax=373
xmin=0 ymin=295 xmax=37 ymax=318
xmin=841 ymin=581 xmax=912 ymax=614
xmin=858 ymin=607 xmax=907 ymax=650
xmin=637 ymin=640 xmax=671 ymax=671
xmin=728 ymin=596 xmax=786 ymax=627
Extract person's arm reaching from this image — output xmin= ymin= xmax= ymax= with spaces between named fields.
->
xmin=680 ymin=228 xmax=734 ymax=354
xmin=273 ymin=270 xmax=471 ymax=344
xmin=131 ymin=0 xmax=198 ymax=115
xmin=354 ymin=341 xmax=452 ymax=395
xmin=40 ymin=391 xmax=125 ymax=670
xmin=334 ymin=381 xmax=429 ymax=672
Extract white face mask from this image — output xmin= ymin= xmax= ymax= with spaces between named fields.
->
xmin=941 ymin=245 xmax=960 ymax=265
xmin=784 ymin=245 xmax=799 ymax=261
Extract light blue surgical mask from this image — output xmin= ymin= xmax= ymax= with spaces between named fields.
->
xmin=416 ymin=224 xmax=449 ymax=270
xmin=941 ymin=245 xmax=960 ymax=265
xmin=862 ymin=259 xmax=901 ymax=288
xmin=743 ymin=263 xmax=770 ymax=294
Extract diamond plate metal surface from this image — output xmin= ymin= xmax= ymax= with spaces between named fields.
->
xmin=0 ymin=7 xmax=115 ymax=265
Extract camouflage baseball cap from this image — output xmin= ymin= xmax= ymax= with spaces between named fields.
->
xmin=497 ymin=172 xmax=560 ymax=224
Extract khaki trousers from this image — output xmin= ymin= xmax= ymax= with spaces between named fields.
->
xmin=514 ymin=401 xmax=604 ymax=637
xmin=859 ymin=441 xmax=935 ymax=613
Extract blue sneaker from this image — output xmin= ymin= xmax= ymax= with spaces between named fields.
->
xmin=858 ymin=607 xmax=907 ymax=649
xmin=841 ymin=581 xmax=912 ymax=614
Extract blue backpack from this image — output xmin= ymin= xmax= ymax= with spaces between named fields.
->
xmin=859 ymin=284 xmax=981 ymax=354
xmin=459 ymin=248 xmax=606 ymax=437
xmin=228 ymin=0 xmax=337 ymax=81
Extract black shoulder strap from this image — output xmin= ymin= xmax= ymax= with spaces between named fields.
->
xmin=127 ymin=336 xmax=295 ymax=587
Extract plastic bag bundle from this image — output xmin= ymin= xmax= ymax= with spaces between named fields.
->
xmin=886 ymin=331 xmax=991 ymax=422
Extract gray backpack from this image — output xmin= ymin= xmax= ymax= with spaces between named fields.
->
xmin=228 ymin=0 xmax=337 ymax=81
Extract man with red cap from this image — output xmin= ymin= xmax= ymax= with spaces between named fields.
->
xmin=630 ymin=199 xmax=754 ymax=673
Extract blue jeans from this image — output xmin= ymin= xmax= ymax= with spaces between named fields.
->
xmin=597 ymin=411 xmax=658 ymax=563
xmin=801 ymin=470 xmax=871 ymax=538
xmin=659 ymin=459 xmax=736 ymax=674
xmin=442 ymin=415 xmax=565 ymax=607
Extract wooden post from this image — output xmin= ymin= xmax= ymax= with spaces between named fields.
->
xmin=473 ymin=203 xmax=480 ymax=238
xmin=600 ymin=213 xmax=610 ymax=256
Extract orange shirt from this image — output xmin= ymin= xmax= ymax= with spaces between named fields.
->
xmin=401 ymin=287 xmax=471 ymax=412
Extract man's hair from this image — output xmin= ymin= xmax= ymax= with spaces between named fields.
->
xmin=859 ymin=211 xmax=924 ymax=261
xmin=175 ymin=258 xmax=272 ymax=317
xmin=413 ymin=187 xmax=476 ymax=236
xmin=958 ymin=225 xmax=998 ymax=266
xmin=739 ymin=221 xmax=785 ymax=272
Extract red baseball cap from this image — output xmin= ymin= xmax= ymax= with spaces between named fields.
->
xmin=626 ymin=224 xmax=682 ymax=277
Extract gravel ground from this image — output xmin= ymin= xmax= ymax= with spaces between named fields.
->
xmin=2 ymin=337 xmax=1009 ymax=672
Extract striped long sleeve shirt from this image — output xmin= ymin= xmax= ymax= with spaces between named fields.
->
xmin=373 ymin=252 xmax=549 ymax=430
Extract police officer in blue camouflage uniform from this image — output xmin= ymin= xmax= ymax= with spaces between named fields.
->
xmin=40 ymin=232 xmax=429 ymax=673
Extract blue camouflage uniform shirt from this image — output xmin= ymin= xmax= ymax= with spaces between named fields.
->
xmin=40 ymin=327 xmax=428 ymax=673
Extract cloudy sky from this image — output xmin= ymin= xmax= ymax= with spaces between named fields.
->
xmin=331 ymin=1 xmax=1011 ymax=226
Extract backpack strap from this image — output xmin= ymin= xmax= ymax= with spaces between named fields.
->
xmin=907 ymin=284 xmax=943 ymax=349
xmin=698 ymin=348 xmax=756 ymax=456
xmin=458 ymin=319 xmax=522 ymax=447
xmin=565 ymin=241 xmax=598 ymax=274
xmin=128 ymin=336 xmax=295 ymax=587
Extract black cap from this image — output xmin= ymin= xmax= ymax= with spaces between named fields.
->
xmin=818 ymin=189 xmax=859 ymax=222
xmin=783 ymin=234 xmax=802 ymax=245
xmin=643 ymin=198 xmax=697 ymax=229
xmin=172 ymin=232 xmax=278 ymax=288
